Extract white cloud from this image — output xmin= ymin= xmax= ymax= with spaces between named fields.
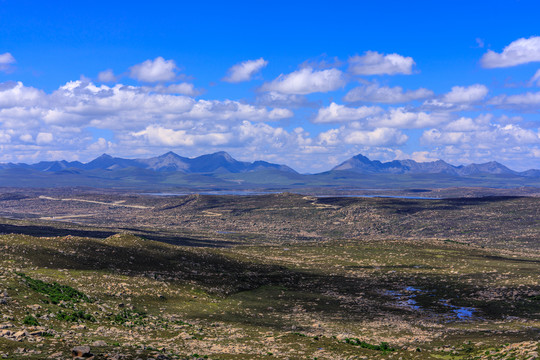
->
xmin=344 ymin=83 xmax=433 ymax=103
xmin=129 ymin=57 xmax=178 ymax=82
xmin=132 ymin=125 xmax=232 ymax=147
xmin=260 ymin=67 xmax=346 ymax=95
xmin=97 ymin=69 xmax=117 ymax=83
xmin=481 ymin=36 xmax=540 ymax=68
xmin=88 ymin=137 xmax=112 ymax=152
xmin=411 ymin=151 xmax=439 ymax=163
xmin=348 ymin=51 xmax=415 ymax=75
xmin=317 ymin=128 xmax=341 ymax=146
xmin=422 ymin=84 xmax=489 ymax=111
xmin=444 ymin=115 xmax=491 ymax=132
xmin=129 ymin=120 xmax=313 ymax=153
xmin=255 ymin=91 xmax=312 ymax=108
xmin=19 ymin=134 xmax=33 ymax=143
xmin=313 ymin=102 xmax=382 ymax=123
xmin=529 ymin=69 xmax=540 ymax=86
xmin=0 ymin=53 xmax=15 ymax=72
xmin=147 ymin=83 xmax=198 ymax=96
xmin=0 ymin=81 xmax=45 ymax=107
xmin=0 ymin=130 xmax=12 ymax=143
xmin=441 ymin=84 xmax=488 ymax=103
xmin=179 ymin=99 xmax=293 ymax=122
xmin=36 ymin=132 xmax=53 ymax=145
xmin=489 ymin=91 xmax=540 ymax=110
xmin=421 ymin=122 xmax=540 ymax=146
xmin=0 ymin=79 xmax=297 ymax=163
xmin=344 ymin=128 xmax=408 ymax=146
xmin=223 ymin=58 xmax=268 ymax=83
xmin=316 ymin=126 xmax=408 ymax=147
xmin=369 ymin=108 xmax=447 ymax=129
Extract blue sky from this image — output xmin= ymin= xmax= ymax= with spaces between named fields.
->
xmin=1 ymin=0 xmax=540 ymax=172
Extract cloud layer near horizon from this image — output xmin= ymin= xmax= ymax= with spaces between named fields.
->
xmin=2 ymin=41 xmax=540 ymax=172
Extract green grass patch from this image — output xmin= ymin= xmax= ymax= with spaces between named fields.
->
xmin=22 ymin=315 xmax=40 ymax=326
xmin=110 ymin=308 xmax=147 ymax=325
xmin=344 ymin=338 xmax=396 ymax=352
xmin=56 ymin=309 xmax=95 ymax=322
xmin=16 ymin=272 xmax=91 ymax=304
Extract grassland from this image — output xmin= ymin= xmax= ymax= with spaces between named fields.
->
xmin=0 ymin=189 xmax=539 ymax=359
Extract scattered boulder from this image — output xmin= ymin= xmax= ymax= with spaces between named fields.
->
xmin=71 ymin=345 xmax=93 ymax=358
xmin=14 ymin=330 xmax=27 ymax=340
xmin=92 ymin=340 xmax=107 ymax=346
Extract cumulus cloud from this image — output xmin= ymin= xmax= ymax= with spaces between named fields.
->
xmin=97 ymin=69 xmax=117 ymax=83
xmin=132 ymin=125 xmax=232 ymax=147
xmin=129 ymin=120 xmax=313 ymax=154
xmin=0 ymin=81 xmax=45 ymax=107
xmin=0 ymin=53 xmax=15 ymax=72
xmin=36 ymin=132 xmax=53 ymax=145
xmin=423 ymin=84 xmax=489 ymax=111
xmin=19 ymin=134 xmax=33 ymax=143
xmin=88 ymin=137 xmax=112 ymax=152
xmin=481 ymin=36 xmax=540 ymax=68
xmin=313 ymin=102 xmax=382 ymax=123
xmin=489 ymin=91 xmax=540 ymax=110
xmin=317 ymin=127 xmax=408 ymax=147
xmin=146 ymin=83 xmax=199 ymax=96
xmin=178 ymin=99 xmax=293 ymax=122
xmin=343 ymin=83 xmax=433 ymax=103
xmin=344 ymin=128 xmax=408 ymax=146
xmin=369 ymin=108 xmax=447 ymax=129
xmin=260 ymin=67 xmax=346 ymax=95
xmin=442 ymin=84 xmax=489 ymax=103
xmin=421 ymin=117 xmax=540 ymax=147
xmin=255 ymin=91 xmax=313 ymax=108
xmin=0 ymin=79 xmax=298 ymax=164
xmin=129 ymin=57 xmax=178 ymax=82
xmin=348 ymin=51 xmax=415 ymax=75
xmin=444 ymin=115 xmax=491 ymax=132
xmin=223 ymin=58 xmax=268 ymax=83
xmin=0 ymin=130 xmax=12 ymax=143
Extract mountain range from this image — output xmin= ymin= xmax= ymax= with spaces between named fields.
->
xmin=331 ymin=153 xmax=540 ymax=177
xmin=0 ymin=151 xmax=296 ymax=174
xmin=1 ymin=151 xmax=540 ymax=190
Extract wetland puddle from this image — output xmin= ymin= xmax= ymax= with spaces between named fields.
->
xmin=385 ymin=286 xmax=477 ymax=320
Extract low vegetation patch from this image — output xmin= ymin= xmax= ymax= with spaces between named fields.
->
xmin=22 ymin=315 xmax=40 ymax=326
xmin=56 ymin=309 xmax=95 ymax=322
xmin=110 ymin=308 xmax=147 ymax=325
xmin=344 ymin=338 xmax=396 ymax=352
xmin=16 ymin=272 xmax=91 ymax=304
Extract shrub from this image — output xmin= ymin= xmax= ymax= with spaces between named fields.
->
xmin=344 ymin=338 xmax=395 ymax=352
xmin=22 ymin=315 xmax=40 ymax=326
xmin=56 ymin=310 xmax=95 ymax=322
xmin=110 ymin=308 xmax=147 ymax=325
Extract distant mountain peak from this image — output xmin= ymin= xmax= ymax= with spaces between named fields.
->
xmin=210 ymin=151 xmax=233 ymax=160
xmin=332 ymin=153 xmax=517 ymax=176
xmin=159 ymin=151 xmax=182 ymax=158
xmin=352 ymin=153 xmax=371 ymax=161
